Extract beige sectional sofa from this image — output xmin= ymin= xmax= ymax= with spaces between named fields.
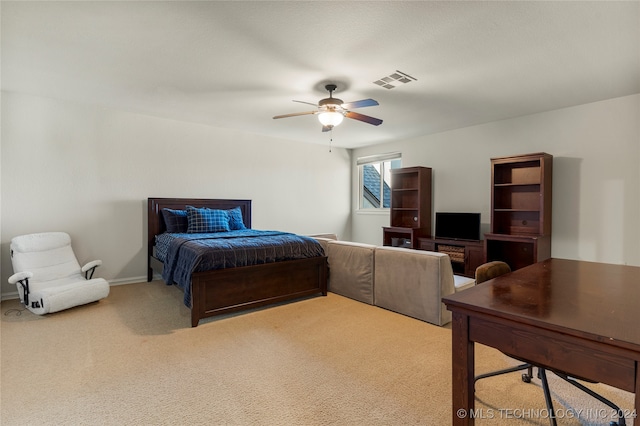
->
xmin=310 ymin=235 xmax=474 ymax=326
xmin=326 ymin=240 xmax=376 ymax=305
xmin=374 ymin=246 xmax=458 ymax=326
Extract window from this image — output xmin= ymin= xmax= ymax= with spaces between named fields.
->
xmin=357 ymin=153 xmax=402 ymax=210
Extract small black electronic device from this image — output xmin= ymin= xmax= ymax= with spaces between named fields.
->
xmin=435 ymin=212 xmax=481 ymax=241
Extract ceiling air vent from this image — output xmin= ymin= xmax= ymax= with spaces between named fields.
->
xmin=373 ymin=71 xmax=417 ymax=89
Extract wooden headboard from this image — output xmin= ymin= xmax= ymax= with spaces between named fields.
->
xmin=147 ymin=198 xmax=252 ymax=262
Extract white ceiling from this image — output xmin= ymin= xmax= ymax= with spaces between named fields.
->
xmin=2 ymin=1 xmax=639 ymax=149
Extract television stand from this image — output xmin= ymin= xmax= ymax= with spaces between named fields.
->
xmin=382 ymin=226 xmax=429 ymax=249
xmin=417 ymin=237 xmax=485 ymax=278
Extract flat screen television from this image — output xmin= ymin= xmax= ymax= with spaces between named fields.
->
xmin=435 ymin=212 xmax=481 ymax=241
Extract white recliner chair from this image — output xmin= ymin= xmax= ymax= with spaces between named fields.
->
xmin=8 ymin=232 xmax=110 ymax=315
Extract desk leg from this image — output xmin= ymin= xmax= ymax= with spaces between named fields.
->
xmin=452 ymin=311 xmax=475 ymax=425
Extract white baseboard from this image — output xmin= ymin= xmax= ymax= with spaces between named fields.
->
xmin=108 ymin=276 xmax=150 ymax=286
xmin=1 ymin=291 xmax=19 ymax=301
xmin=1 ymin=275 xmax=163 ymax=302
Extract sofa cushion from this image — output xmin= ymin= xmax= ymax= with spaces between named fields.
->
xmin=374 ymin=246 xmax=455 ymax=326
xmin=454 ymin=274 xmax=476 ymax=292
xmin=326 ymin=240 xmax=375 ymax=305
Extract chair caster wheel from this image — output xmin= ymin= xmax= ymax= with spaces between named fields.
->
xmin=522 ymin=374 xmax=532 ymax=383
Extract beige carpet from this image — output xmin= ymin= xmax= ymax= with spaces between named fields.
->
xmin=1 ymin=282 xmax=634 ymax=425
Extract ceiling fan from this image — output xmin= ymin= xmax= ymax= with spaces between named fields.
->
xmin=273 ymin=84 xmax=383 ymax=132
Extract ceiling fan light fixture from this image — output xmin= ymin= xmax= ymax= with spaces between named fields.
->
xmin=318 ymin=111 xmax=344 ymax=127
xmin=273 ymin=82 xmax=382 ymax=130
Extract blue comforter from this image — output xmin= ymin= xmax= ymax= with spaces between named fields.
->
xmin=158 ymin=230 xmax=325 ymax=307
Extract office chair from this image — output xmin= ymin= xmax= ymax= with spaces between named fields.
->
xmin=8 ymin=232 xmax=110 ymax=315
xmin=474 ymin=261 xmax=535 ymax=384
xmin=474 ymin=261 xmax=626 ymax=426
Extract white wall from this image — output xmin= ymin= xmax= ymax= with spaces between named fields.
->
xmin=3 ymin=93 xmax=638 ymax=299
xmin=1 ymin=92 xmax=352 ymax=298
xmin=352 ymin=94 xmax=640 ymax=267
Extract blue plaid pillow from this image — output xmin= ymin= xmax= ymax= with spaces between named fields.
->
xmin=227 ymin=207 xmax=247 ymax=230
xmin=162 ymin=208 xmax=188 ymax=233
xmin=186 ymin=206 xmax=231 ymax=233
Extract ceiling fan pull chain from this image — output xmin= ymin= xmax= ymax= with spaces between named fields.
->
xmin=329 ymin=129 xmax=333 ymax=152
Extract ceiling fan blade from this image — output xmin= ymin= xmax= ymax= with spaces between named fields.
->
xmin=341 ymin=98 xmax=379 ymax=109
xmin=273 ymin=111 xmax=317 ymax=119
xmin=292 ymin=100 xmax=319 ymax=107
xmin=345 ymin=111 xmax=383 ymax=126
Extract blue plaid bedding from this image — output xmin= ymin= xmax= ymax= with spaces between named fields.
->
xmin=157 ymin=230 xmax=325 ymax=308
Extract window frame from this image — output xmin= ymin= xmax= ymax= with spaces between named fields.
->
xmin=357 ymin=152 xmax=402 ymax=212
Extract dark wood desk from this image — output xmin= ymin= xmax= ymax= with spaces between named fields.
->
xmin=443 ymin=258 xmax=640 ymax=425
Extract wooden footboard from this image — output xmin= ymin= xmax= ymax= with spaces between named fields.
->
xmin=190 ymin=256 xmax=327 ymax=327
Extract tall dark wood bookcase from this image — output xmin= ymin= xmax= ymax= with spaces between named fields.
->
xmin=485 ymin=153 xmax=552 ymax=271
xmin=382 ymin=166 xmax=432 ymax=249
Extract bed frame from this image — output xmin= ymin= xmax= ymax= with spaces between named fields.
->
xmin=147 ymin=198 xmax=327 ymax=327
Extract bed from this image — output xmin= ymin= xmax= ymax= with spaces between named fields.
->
xmin=147 ymin=198 xmax=328 ymax=327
